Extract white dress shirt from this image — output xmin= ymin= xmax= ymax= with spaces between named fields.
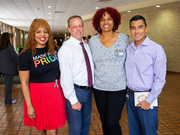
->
xmin=58 ymin=36 xmax=94 ymax=105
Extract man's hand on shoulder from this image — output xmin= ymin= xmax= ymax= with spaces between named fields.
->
xmin=72 ymin=101 xmax=82 ymax=111
xmin=136 ymin=100 xmax=150 ymax=110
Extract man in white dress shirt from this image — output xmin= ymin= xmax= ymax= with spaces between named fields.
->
xmin=58 ymin=15 xmax=94 ymax=135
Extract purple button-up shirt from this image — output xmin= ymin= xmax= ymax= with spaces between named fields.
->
xmin=125 ymin=36 xmax=167 ymax=104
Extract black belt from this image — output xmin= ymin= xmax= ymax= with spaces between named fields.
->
xmin=74 ymin=84 xmax=91 ymax=90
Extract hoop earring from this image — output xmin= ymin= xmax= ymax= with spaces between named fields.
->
xmin=98 ymin=26 xmax=101 ymax=31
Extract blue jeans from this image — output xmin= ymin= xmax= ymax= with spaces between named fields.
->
xmin=66 ymin=86 xmax=92 ymax=135
xmin=126 ymin=91 xmax=158 ymax=135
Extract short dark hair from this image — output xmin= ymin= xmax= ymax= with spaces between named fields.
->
xmin=129 ymin=15 xmax=147 ymax=28
xmin=67 ymin=15 xmax=83 ymax=27
xmin=87 ymin=35 xmax=91 ymax=39
xmin=92 ymin=7 xmax=121 ymax=33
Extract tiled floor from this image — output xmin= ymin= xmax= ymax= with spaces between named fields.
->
xmin=0 ymin=72 xmax=180 ymax=135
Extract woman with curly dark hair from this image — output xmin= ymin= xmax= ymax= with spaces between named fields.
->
xmin=19 ymin=19 xmax=66 ymax=135
xmin=89 ymin=7 xmax=130 ymax=135
xmin=0 ymin=32 xmax=18 ymax=104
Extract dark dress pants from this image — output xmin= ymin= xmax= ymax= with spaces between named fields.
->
xmin=93 ymin=88 xmax=126 ymax=135
xmin=4 ymin=74 xmax=13 ymax=104
xmin=66 ymin=86 xmax=92 ymax=135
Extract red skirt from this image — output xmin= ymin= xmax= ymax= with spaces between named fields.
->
xmin=24 ymin=82 xmax=67 ymax=130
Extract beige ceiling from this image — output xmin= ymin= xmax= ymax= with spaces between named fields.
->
xmin=0 ymin=0 xmax=178 ymax=33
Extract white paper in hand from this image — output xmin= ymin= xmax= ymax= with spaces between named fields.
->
xmin=134 ymin=92 xmax=158 ymax=108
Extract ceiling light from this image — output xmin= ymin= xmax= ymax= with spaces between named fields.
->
xmin=48 ymin=13 xmax=52 ymax=15
xmin=156 ymin=5 xmax=160 ymax=8
xmin=127 ymin=10 xmax=131 ymax=12
xmin=95 ymin=7 xmax=99 ymax=9
xmin=48 ymin=6 xmax=51 ymax=8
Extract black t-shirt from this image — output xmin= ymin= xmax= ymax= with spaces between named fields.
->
xmin=19 ymin=46 xmax=60 ymax=83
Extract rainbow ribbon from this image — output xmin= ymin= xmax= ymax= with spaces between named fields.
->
xmin=54 ymin=79 xmax=59 ymax=88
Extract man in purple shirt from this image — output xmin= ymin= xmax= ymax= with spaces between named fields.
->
xmin=125 ymin=15 xmax=167 ymax=135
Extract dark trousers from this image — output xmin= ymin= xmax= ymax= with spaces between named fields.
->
xmin=66 ymin=86 xmax=92 ymax=135
xmin=93 ymin=88 xmax=126 ymax=135
xmin=3 ymin=74 xmax=13 ymax=104
xmin=126 ymin=91 xmax=158 ymax=135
